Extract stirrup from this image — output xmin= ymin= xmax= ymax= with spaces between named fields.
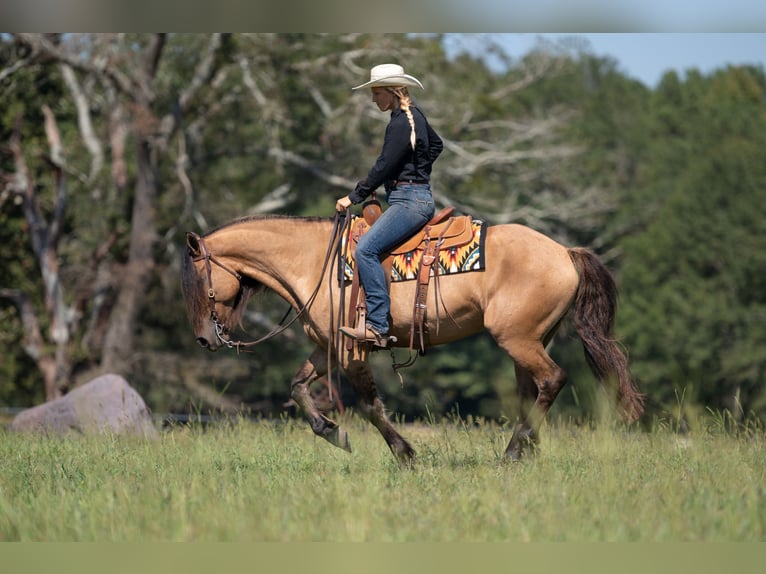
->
xmin=339 ymin=325 xmax=397 ymax=347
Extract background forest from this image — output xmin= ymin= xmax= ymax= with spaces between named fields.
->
xmin=1 ymin=33 xmax=764 ymax=425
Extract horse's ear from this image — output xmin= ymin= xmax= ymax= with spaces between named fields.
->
xmin=186 ymin=232 xmax=201 ymax=256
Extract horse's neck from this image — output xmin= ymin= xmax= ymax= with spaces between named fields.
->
xmin=212 ymin=218 xmax=331 ymax=298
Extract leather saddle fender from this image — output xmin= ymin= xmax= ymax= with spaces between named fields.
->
xmin=343 ymin=203 xmax=474 ymax=356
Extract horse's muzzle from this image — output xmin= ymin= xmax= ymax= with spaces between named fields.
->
xmin=196 ymin=336 xmax=216 ymax=350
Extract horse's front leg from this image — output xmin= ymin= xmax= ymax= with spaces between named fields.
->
xmin=290 ymin=347 xmax=351 ymax=453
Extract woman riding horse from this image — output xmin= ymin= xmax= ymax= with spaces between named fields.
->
xmin=336 ymin=63 xmax=443 ymax=346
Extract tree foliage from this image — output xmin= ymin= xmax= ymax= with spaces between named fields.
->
xmin=618 ymin=65 xmax=766 ymax=419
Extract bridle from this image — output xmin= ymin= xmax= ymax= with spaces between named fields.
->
xmin=192 ymin=237 xmax=266 ymax=350
xmin=191 ymin=213 xmax=348 ymax=352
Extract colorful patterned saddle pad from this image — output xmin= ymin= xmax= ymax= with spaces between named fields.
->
xmin=342 ymin=216 xmax=487 ymax=282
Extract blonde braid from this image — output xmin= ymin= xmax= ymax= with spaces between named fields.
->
xmin=391 ymin=87 xmax=416 ymax=149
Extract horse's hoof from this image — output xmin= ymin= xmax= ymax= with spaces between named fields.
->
xmin=506 ymin=448 xmax=523 ymax=462
xmin=392 ymin=443 xmax=416 ymax=468
xmin=329 ymin=426 xmax=352 ymax=453
xmin=504 ymin=424 xmax=538 ymax=462
xmin=398 ymin=455 xmax=416 ymax=469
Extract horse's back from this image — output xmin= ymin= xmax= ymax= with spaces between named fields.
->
xmin=387 ymin=223 xmax=580 ymax=346
xmin=484 ymin=223 xmax=576 ymax=275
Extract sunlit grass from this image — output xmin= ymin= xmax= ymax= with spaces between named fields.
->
xmin=1 ymin=413 xmax=764 ymax=541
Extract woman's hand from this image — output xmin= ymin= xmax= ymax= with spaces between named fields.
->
xmin=336 ymin=195 xmax=353 ymax=212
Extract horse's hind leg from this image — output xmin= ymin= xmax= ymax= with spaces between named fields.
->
xmin=504 ymin=344 xmax=567 ymax=461
xmin=290 ymin=347 xmax=351 ymax=453
xmin=344 ymin=358 xmax=415 ymax=466
xmin=506 ymin=364 xmax=540 ymax=460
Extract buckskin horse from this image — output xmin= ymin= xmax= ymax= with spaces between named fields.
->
xmin=180 ymin=212 xmax=644 ymax=464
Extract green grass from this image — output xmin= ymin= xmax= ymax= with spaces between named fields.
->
xmin=1 ymin=414 xmax=764 ymax=541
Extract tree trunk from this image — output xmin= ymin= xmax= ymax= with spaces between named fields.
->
xmin=100 ymin=139 xmax=158 ymax=373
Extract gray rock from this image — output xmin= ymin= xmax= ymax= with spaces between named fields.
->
xmin=10 ymin=374 xmax=158 ymax=438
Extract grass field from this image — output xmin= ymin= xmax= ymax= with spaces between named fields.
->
xmin=1 ymin=412 xmax=764 ymax=542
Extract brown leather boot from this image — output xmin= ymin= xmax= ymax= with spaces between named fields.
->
xmin=339 ymin=324 xmax=395 ymax=347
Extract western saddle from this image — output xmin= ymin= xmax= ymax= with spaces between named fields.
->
xmin=343 ymin=199 xmax=474 ymax=356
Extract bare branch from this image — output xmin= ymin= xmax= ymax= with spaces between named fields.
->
xmin=72 ymin=231 xmax=118 ymax=320
xmin=39 ymin=101 xmax=98 ymax=189
xmin=156 ymin=33 xmax=227 ymax=149
xmin=0 ymin=289 xmax=45 ymax=360
xmin=9 ymin=117 xmax=45 ymax=257
xmin=247 ymin=184 xmax=295 ymax=215
xmin=239 ymin=54 xmax=288 ymax=175
xmin=40 ymin=106 xmax=67 ymax=249
xmin=178 ymin=34 xmax=224 ymax=112
xmin=268 ymin=147 xmax=356 ymax=190
xmin=0 ymin=288 xmax=61 ymax=400
xmin=60 ymin=63 xmax=104 ymax=182
xmin=12 ymin=33 xmax=143 ymax=100
xmin=9 ymin=111 xmax=74 ymax=396
xmin=303 ymin=79 xmax=334 ymax=118
xmin=143 ymin=33 xmax=167 ymax=79
xmin=109 ymin=103 xmax=128 ymax=190
xmin=161 ymin=127 xmax=209 ymax=241
xmin=441 ymin=138 xmax=582 ymax=178
xmin=0 ymin=56 xmax=32 ymax=83
xmin=490 ymin=50 xmax=566 ymax=100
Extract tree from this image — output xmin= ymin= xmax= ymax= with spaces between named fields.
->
xmin=1 ymin=33 xmax=234 ymax=398
xmin=617 ymin=66 xmax=766 ymax=419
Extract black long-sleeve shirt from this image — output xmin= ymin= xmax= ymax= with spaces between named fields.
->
xmin=348 ymin=106 xmax=443 ymax=204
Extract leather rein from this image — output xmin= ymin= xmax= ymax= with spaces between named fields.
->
xmin=192 ymin=213 xmax=347 ymax=352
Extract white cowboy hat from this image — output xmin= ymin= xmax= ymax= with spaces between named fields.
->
xmin=352 ymin=63 xmax=424 ymax=90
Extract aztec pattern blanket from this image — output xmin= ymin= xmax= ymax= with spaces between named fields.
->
xmin=342 ymin=218 xmax=487 ymax=282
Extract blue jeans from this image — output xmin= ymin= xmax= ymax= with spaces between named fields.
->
xmin=355 ymin=184 xmax=435 ymax=334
